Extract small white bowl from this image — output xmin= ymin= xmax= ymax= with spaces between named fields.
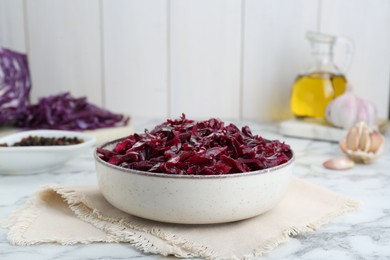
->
xmin=95 ymin=139 xmax=295 ymax=224
xmin=0 ymin=130 xmax=96 ymax=175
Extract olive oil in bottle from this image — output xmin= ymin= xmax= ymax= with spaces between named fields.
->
xmin=290 ymin=72 xmax=347 ymax=119
xmin=290 ymin=31 xmax=353 ymax=121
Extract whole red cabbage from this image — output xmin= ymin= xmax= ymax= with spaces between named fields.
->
xmin=16 ymin=92 xmax=129 ymax=130
xmin=0 ymin=48 xmax=31 ymax=125
xmin=97 ymin=114 xmax=292 ymax=175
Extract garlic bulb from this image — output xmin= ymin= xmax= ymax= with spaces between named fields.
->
xmin=326 ymin=89 xmax=377 ymax=129
xmin=339 ymin=122 xmax=385 ymax=164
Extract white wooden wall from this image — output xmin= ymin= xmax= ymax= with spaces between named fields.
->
xmin=1 ymin=0 xmax=389 ymax=120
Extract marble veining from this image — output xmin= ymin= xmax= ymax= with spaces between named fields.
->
xmin=1 ymin=117 xmax=389 ymax=260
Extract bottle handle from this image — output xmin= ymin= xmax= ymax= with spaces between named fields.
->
xmin=335 ymin=36 xmax=354 ymax=73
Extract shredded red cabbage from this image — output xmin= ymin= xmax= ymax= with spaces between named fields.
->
xmin=0 ymin=48 xmax=31 ymax=125
xmin=97 ymin=114 xmax=292 ymax=175
xmin=15 ymin=92 xmax=129 ymax=130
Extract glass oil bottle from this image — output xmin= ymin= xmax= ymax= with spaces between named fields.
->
xmin=290 ymin=32 xmax=353 ymax=121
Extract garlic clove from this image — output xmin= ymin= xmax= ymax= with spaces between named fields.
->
xmin=339 ymin=121 xmax=386 ymax=164
xmin=346 ymin=125 xmax=359 ymax=151
xmin=358 ymin=123 xmax=371 ymax=152
xmin=323 ymin=157 xmax=355 ymax=170
xmin=339 ymin=139 xmax=348 ymax=153
xmin=369 ymin=130 xmax=385 ymax=154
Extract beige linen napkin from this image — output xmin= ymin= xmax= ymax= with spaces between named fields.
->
xmin=0 ymin=177 xmax=358 ymax=259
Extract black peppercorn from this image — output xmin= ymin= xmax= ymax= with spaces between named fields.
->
xmin=5 ymin=136 xmax=84 ymax=147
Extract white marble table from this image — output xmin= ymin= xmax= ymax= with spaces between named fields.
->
xmin=1 ymin=118 xmax=389 ymax=260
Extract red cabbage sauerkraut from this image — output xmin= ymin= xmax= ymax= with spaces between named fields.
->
xmin=97 ymin=115 xmax=292 ymax=175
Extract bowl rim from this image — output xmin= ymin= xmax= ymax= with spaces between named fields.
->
xmin=94 ymin=137 xmax=295 ymax=179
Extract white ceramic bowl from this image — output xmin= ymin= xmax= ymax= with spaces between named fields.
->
xmin=95 ymin=139 xmax=294 ymax=224
xmin=0 ymin=130 xmax=96 ymax=175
